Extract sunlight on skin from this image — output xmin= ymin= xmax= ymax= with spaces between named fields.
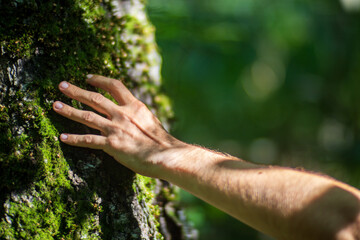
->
xmin=54 ymin=75 xmax=360 ymax=240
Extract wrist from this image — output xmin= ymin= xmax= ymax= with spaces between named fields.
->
xmin=147 ymin=140 xmax=195 ymax=179
xmin=154 ymin=143 xmax=225 ymax=183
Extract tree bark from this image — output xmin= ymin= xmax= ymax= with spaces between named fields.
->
xmin=0 ymin=0 xmax=196 ymax=239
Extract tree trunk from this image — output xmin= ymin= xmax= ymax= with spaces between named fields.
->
xmin=0 ymin=0 xmax=196 ymax=239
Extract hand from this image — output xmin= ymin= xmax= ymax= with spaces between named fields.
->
xmin=53 ymin=75 xmax=185 ymax=178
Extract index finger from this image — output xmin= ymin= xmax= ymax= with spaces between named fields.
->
xmin=59 ymin=81 xmax=117 ymax=117
xmin=86 ymin=75 xmax=136 ymax=105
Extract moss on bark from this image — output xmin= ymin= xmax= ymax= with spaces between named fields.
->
xmin=0 ymin=0 xmax=196 ymax=239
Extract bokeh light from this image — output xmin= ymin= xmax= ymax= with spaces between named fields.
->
xmin=147 ymin=0 xmax=360 ymax=239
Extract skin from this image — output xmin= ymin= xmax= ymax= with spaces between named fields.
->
xmin=53 ymin=75 xmax=360 ymax=240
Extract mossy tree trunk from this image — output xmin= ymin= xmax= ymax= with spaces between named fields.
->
xmin=0 ymin=0 xmax=195 ymax=239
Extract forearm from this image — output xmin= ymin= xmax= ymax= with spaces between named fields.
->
xmin=54 ymin=75 xmax=360 ymax=240
xmin=157 ymin=144 xmax=360 ymax=240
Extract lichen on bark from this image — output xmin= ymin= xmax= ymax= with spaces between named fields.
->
xmin=0 ymin=0 xmax=196 ymax=239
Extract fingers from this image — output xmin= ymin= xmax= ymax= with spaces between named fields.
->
xmin=53 ymin=101 xmax=112 ymax=133
xmin=86 ymin=74 xmax=136 ymax=105
xmin=59 ymin=133 xmax=107 ymax=150
xmin=58 ymin=81 xmax=117 ymax=117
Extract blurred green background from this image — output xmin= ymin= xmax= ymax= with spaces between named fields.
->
xmin=147 ymin=0 xmax=360 ymax=239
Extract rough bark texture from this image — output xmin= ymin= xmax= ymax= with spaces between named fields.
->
xmin=0 ymin=0 xmax=196 ymax=239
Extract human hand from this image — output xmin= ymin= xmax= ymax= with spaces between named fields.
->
xmin=53 ymin=75 xmax=186 ymax=178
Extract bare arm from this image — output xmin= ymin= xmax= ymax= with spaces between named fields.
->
xmin=160 ymin=146 xmax=360 ymax=240
xmin=53 ymin=75 xmax=360 ymax=240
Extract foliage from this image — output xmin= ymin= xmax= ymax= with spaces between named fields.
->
xmin=147 ymin=0 xmax=360 ymax=239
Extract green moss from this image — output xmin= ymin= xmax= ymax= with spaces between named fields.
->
xmin=0 ymin=92 xmax=103 ymax=239
xmin=134 ymin=174 xmax=164 ymax=239
xmin=0 ymin=0 xmax=186 ymax=239
xmin=1 ymin=33 xmax=34 ymax=59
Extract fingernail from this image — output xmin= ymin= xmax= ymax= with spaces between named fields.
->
xmin=60 ymin=134 xmax=68 ymax=140
xmin=54 ymin=102 xmax=63 ymax=110
xmin=60 ymin=81 xmax=69 ymax=89
xmin=87 ymin=74 xmax=93 ymax=79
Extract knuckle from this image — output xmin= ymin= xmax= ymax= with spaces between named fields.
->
xmin=113 ymin=109 xmax=125 ymax=119
xmin=83 ymin=111 xmax=95 ymax=122
xmin=133 ymin=99 xmax=143 ymax=107
xmin=137 ymin=101 xmax=146 ymax=110
xmin=131 ymin=100 xmax=145 ymax=110
xmin=131 ymin=101 xmax=148 ymax=116
xmin=84 ymin=135 xmax=92 ymax=144
xmin=71 ymin=86 xmax=80 ymax=97
xmin=107 ymin=136 xmax=120 ymax=149
xmin=90 ymin=93 xmax=104 ymax=104
xmin=109 ymin=80 xmax=120 ymax=90
xmin=66 ymin=107 xmax=75 ymax=118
